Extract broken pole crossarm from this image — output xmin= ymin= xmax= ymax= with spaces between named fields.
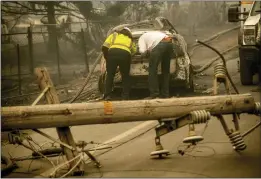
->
xmin=31 ymin=86 xmax=50 ymax=106
xmin=32 ymin=67 xmax=84 ymax=175
xmin=1 ymin=93 xmax=257 ymax=131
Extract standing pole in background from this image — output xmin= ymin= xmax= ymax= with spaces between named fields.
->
xmin=27 ymin=26 xmax=34 ymax=74
xmin=81 ymin=28 xmax=89 ymax=74
xmin=16 ymin=44 xmax=22 ymax=95
xmin=55 ymin=35 xmax=61 ymax=84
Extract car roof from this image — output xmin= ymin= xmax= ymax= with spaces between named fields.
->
xmin=108 ymin=17 xmax=178 ymax=36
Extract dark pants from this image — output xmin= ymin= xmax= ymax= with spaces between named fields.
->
xmin=105 ymin=48 xmax=131 ymax=100
xmin=148 ymin=41 xmax=173 ymax=98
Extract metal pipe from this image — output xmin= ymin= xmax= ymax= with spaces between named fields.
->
xmin=216 ymin=115 xmax=231 ymax=135
xmin=232 ymin=113 xmax=240 ymax=131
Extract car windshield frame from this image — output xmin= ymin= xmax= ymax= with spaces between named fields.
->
xmin=250 ymin=1 xmax=261 ymax=16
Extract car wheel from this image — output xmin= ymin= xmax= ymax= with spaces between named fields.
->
xmin=240 ymin=59 xmax=253 ymax=85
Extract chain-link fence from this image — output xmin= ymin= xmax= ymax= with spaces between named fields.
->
xmin=1 ymin=20 xmax=115 ymax=105
xmin=1 ymin=26 xmax=32 ymax=99
xmin=28 ymin=22 xmax=112 ymax=84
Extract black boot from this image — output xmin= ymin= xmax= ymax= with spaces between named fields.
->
xmin=121 ymin=96 xmax=130 ymax=101
xmin=103 ymin=93 xmax=112 ymax=101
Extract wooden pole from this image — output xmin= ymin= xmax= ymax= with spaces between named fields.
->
xmin=16 ymin=44 xmax=22 ymax=95
xmin=33 ymin=67 xmax=84 ymax=175
xmin=55 ymin=36 xmax=61 ymax=84
xmin=81 ymin=28 xmax=89 ymax=74
xmin=27 ymin=26 xmax=34 ymax=74
xmin=2 ymin=93 xmax=256 ymax=131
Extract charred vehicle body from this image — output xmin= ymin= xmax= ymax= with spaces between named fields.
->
xmin=98 ymin=17 xmax=194 ymax=94
xmin=228 ymin=1 xmax=261 ymax=85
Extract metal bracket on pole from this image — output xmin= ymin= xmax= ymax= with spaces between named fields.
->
xmin=212 ymin=63 xmax=247 ymax=151
xmin=213 ymin=63 xmax=231 ymax=95
xmin=151 ymin=110 xmax=210 ymax=158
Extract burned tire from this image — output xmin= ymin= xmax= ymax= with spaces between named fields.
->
xmin=240 ymin=59 xmax=253 ymax=85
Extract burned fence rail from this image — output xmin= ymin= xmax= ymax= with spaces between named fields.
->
xmin=1 ymin=93 xmax=257 ymax=131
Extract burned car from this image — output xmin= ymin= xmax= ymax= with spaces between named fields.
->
xmin=98 ymin=17 xmax=194 ymax=94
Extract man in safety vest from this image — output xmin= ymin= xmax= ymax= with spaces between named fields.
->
xmin=102 ymin=27 xmax=137 ymax=100
xmin=138 ymin=31 xmax=173 ymax=99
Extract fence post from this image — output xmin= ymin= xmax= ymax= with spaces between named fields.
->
xmin=55 ymin=36 xmax=61 ymax=84
xmin=17 ymin=44 xmax=22 ymax=95
xmin=27 ymin=26 xmax=34 ymax=74
xmin=81 ymin=28 xmax=89 ymax=74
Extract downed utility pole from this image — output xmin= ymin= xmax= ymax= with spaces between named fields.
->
xmin=1 ymin=93 xmax=258 ymax=131
xmin=33 ymin=67 xmax=84 ymax=175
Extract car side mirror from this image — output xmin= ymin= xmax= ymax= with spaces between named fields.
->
xmin=228 ymin=4 xmax=240 ymax=22
xmin=228 ymin=4 xmax=248 ymax=22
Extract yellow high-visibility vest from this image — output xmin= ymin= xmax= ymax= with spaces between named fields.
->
xmin=103 ymin=32 xmax=136 ymax=55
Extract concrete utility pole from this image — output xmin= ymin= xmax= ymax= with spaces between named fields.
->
xmin=1 ymin=93 xmax=257 ymax=131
